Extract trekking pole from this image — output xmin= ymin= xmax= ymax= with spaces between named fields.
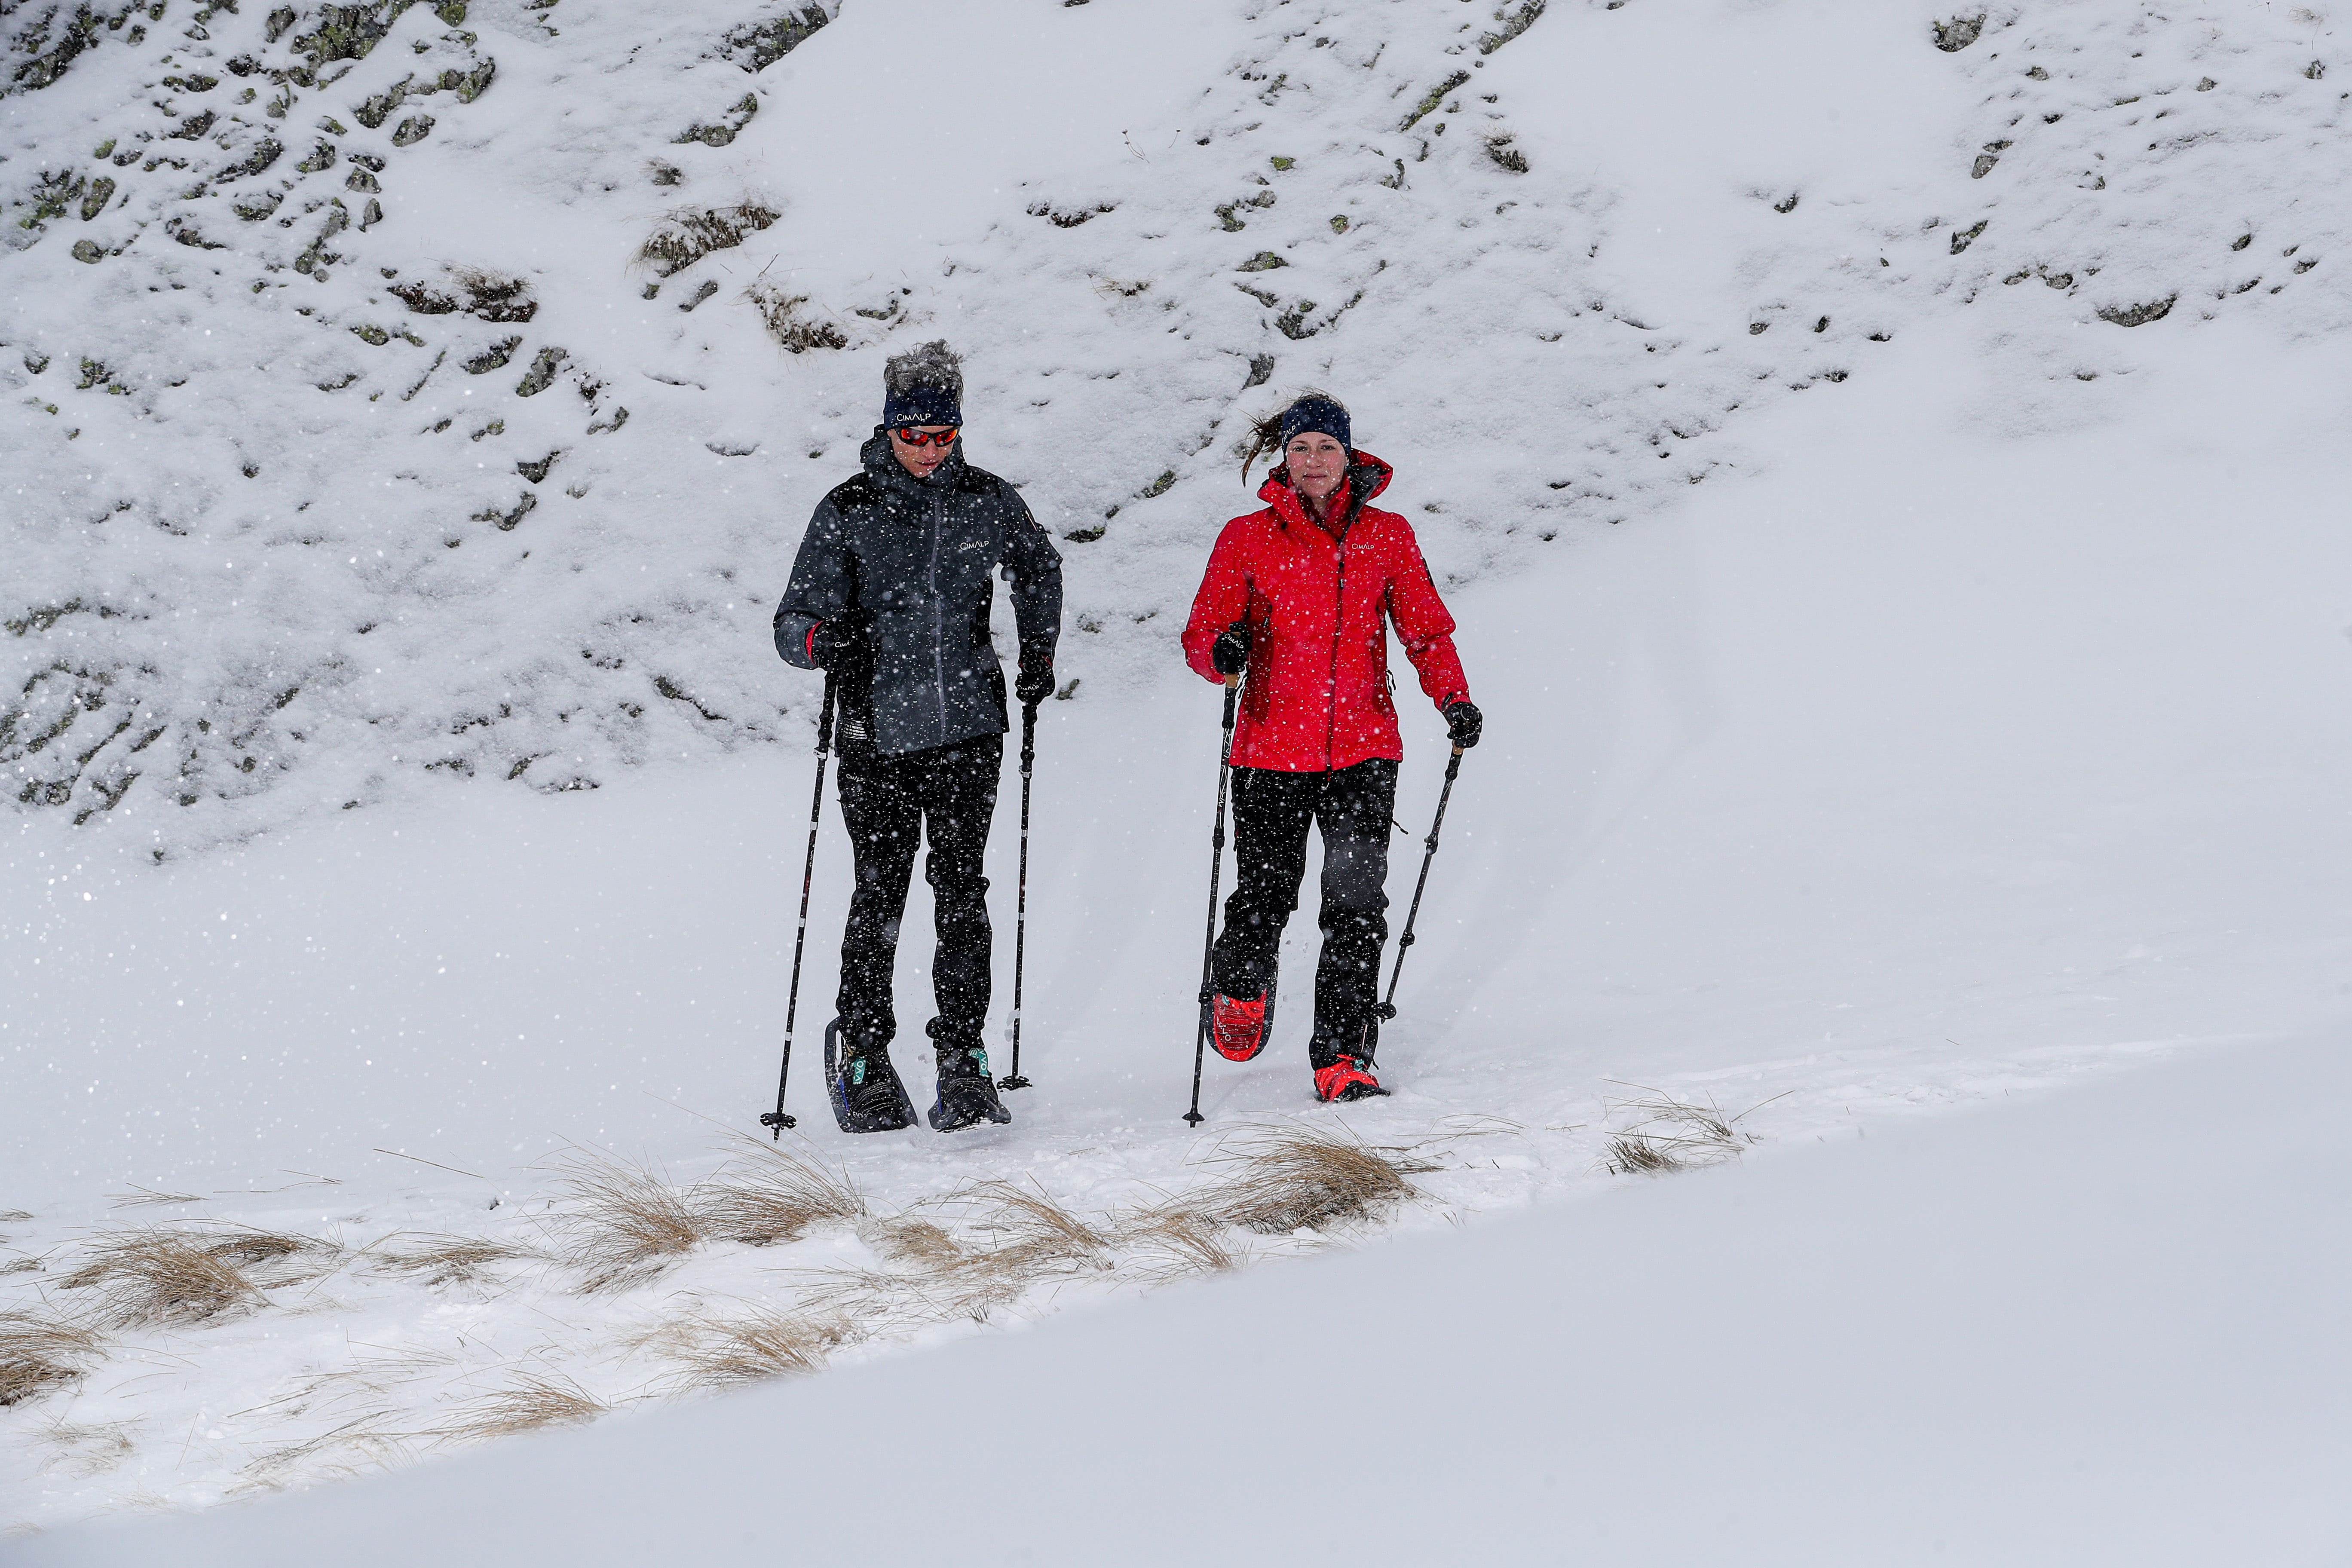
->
xmin=1183 ymin=676 xmax=1243 ymax=1126
xmin=997 ymin=701 xmax=1039 ymax=1091
xmin=762 ymin=677 xmax=838 ymax=1138
xmin=1363 ymin=742 xmax=1465 ymax=1067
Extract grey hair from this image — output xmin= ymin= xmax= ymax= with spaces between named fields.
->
xmin=883 ymin=339 xmax=963 ymax=397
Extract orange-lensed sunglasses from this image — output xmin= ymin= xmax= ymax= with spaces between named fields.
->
xmin=892 ymin=426 xmax=959 ymax=447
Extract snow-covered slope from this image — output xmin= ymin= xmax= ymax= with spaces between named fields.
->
xmin=8 ymin=0 xmax=2343 ymax=850
xmin=5 ymin=0 xmax=2351 ymax=1547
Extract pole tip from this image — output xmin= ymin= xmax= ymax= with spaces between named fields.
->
xmin=998 ymin=1075 xmax=1031 ymax=1091
xmin=1183 ymin=1110 xmax=1205 ymax=1126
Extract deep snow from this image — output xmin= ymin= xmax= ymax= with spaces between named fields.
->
xmin=5 ymin=0 xmax=2352 ymax=1553
xmin=18 ymin=1027 xmax=2352 ymax=1567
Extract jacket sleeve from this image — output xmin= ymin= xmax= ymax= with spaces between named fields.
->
xmin=773 ymin=494 xmax=854 ymax=669
xmin=1385 ymin=525 xmax=1470 ymax=711
xmin=999 ymin=485 xmax=1063 ymax=668
xmin=1182 ymin=519 xmax=1253 ymax=684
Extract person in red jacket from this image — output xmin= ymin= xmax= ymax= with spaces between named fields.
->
xmin=1181 ymin=392 xmax=1482 ymax=1102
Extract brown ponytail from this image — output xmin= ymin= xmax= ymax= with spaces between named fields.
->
xmin=1236 ymin=388 xmax=1343 ymax=484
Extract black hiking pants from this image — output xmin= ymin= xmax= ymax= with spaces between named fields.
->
xmin=1211 ymin=757 xmax=1398 ymax=1069
xmin=833 ymin=733 xmax=1001 ymax=1057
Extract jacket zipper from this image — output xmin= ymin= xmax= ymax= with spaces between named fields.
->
xmin=928 ymin=493 xmax=948 ymax=743
xmin=1325 ymin=529 xmax=1348 ymax=771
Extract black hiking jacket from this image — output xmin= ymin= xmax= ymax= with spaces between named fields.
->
xmin=773 ymin=431 xmax=1062 ymax=757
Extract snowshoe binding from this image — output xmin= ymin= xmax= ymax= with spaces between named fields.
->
xmin=1210 ymin=990 xmax=1270 ymax=1062
xmin=1314 ymin=1054 xmax=1390 ymax=1104
xmin=928 ymin=1044 xmax=1013 ymax=1132
xmin=826 ymin=1019 xmax=916 ymax=1134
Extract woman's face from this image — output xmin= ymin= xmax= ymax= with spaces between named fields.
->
xmin=1285 ymin=432 xmax=1348 ymax=500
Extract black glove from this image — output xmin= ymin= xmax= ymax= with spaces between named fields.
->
xmin=1211 ymin=621 xmax=1253 ymax=678
xmin=808 ymin=619 xmax=865 ymax=672
xmin=1015 ymin=660 xmax=1054 ymax=708
xmin=1445 ymin=699 xmax=1482 ymax=750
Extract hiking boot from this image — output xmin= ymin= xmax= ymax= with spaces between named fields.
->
xmin=929 ymin=1044 xmax=1012 ymax=1132
xmin=1211 ymin=991 xmax=1269 ymax=1062
xmin=1313 ymin=1055 xmax=1390 ymax=1103
xmin=825 ymin=1019 xmax=915 ymax=1134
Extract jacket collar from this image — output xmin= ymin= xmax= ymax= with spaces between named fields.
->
xmin=1258 ymin=450 xmax=1394 ymax=538
xmin=861 ymin=427 xmax=966 ymax=502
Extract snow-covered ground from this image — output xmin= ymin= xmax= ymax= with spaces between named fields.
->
xmin=19 ymin=1030 xmax=2352 ymax=1567
xmin=5 ymin=0 xmax=2350 ymax=1555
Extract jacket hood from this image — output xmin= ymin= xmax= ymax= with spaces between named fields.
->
xmin=1258 ymin=449 xmax=1394 ymax=529
xmin=862 ymin=427 xmax=965 ymax=498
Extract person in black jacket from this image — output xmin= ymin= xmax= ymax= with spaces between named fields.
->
xmin=773 ymin=342 xmax=1062 ymax=1133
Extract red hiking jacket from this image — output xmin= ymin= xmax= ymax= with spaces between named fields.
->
xmin=1182 ymin=452 xmax=1470 ymax=772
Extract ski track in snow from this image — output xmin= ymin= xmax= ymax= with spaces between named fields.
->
xmin=4 ymin=0 xmax=2352 ymax=1539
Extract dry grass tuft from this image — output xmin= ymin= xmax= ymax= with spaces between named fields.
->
xmin=637 ymin=200 xmax=780 ymax=277
xmin=744 ymin=284 xmax=849 ymax=352
xmin=859 ymin=1212 xmax=962 ymax=1268
xmin=1120 ymin=1212 xmax=1247 ymax=1278
xmin=952 ymin=1181 xmax=1113 ymax=1274
xmin=637 ymin=1307 xmax=857 ymax=1391
xmin=794 ymin=1182 xmax=1117 ymax=1324
xmin=58 ymin=1229 xmax=266 ymax=1328
xmin=239 ymin=1412 xmax=416 ymax=1488
xmin=0 ymin=1209 xmax=33 ymax=1223
xmin=1169 ymin=1124 xmax=1435 ymax=1234
xmin=38 ymin=1418 xmax=137 ymax=1477
xmin=105 ymin=1185 xmax=201 ymax=1207
xmin=1600 ymin=1084 xmax=1780 ymax=1176
xmin=368 ymin=1234 xmax=543 ymax=1289
xmin=1 ymin=1313 xmax=103 ymax=1407
xmin=693 ymin=1139 xmax=865 ymax=1247
xmin=197 ymin=1225 xmax=343 ymax=1287
xmin=542 ymin=1149 xmax=704 ymax=1293
xmin=434 ymin=1372 xmax=608 ymax=1444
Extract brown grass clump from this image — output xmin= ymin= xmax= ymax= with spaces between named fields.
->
xmin=542 ymin=1149 xmax=704 ymax=1292
xmin=198 ymin=1225 xmax=343 ymax=1287
xmin=38 ymin=1419 xmax=137 ymax=1477
xmin=859 ymin=1213 xmax=962 ymax=1268
xmin=693 ymin=1138 xmax=865 ymax=1247
xmin=794 ymin=1182 xmax=1115 ymax=1324
xmin=105 ymin=1186 xmax=202 ymax=1207
xmin=1 ymin=1313 xmax=103 ymax=1407
xmin=1170 ymin=1124 xmax=1435 ymax=1234
xmin=1600 ymin=1084 xmax=1781 ymax=1176
xmin=237 ymin=1412 xmax=416 ymax=1489
xmin=1121 ymin=1212 xmax=1246 ymax=1278
xmin=58 ymin=1229 xmax=266 ymax=1328
xmin=637 ymin=200 xmax=780 ymax=277
xmin=744 ymin=285 xmax=849 ymax=352
xmin=368 ymin=1235 xmax=544 ymax=1289
xmin=434 ymin=1372 xmax=608 ymax=1444
xmin=0 ymin=1208 xmax=35 ymax=1222
xmin=952 ymin=1181 xmax=1112 ymax=1274
xmin=637 ymin=1308 xmax=857 ymax=1391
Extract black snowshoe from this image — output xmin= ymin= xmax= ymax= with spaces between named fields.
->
xmin=825 ymin=1019 xmax=916 ymax=1134
xmin=928 ymin=1044 xmax=1013 ymax=1133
